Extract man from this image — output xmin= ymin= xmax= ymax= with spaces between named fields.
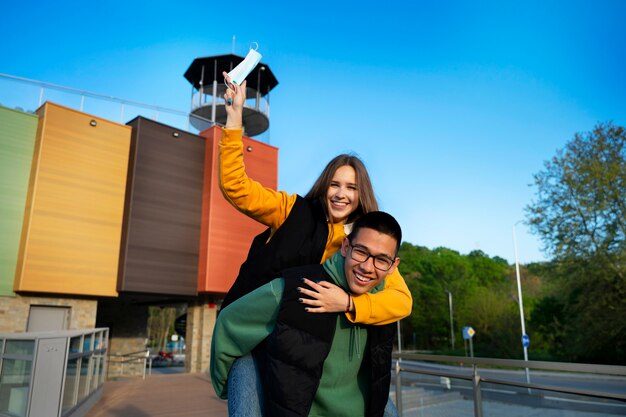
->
xmin=210 ymin=211 xmax=402 ymax=417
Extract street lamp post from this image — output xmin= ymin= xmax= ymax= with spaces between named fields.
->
xmin=513 ymin=223 xmax=531 ymax=389
xmin=445 ymin=290 xmax=455 ymax=350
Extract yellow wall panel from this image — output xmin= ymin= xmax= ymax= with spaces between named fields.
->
xmin=14 ymin=102 xmax=131 ymax=296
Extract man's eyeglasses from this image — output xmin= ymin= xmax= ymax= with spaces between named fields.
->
xmin=347 ymin=242 xmax=396 ymax=271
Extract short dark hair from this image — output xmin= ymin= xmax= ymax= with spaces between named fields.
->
xmin=349 ymin=211 xmax=402 ymax=254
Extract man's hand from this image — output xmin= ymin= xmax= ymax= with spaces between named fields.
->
xmin=298 ymin=278 xmax=352 ymax=313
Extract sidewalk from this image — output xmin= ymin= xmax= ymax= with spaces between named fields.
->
xmin=84 ymin=373 xmax=227 ymax=417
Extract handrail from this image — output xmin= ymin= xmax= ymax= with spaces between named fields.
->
xmin=0 ymin=72 xmax=191 ymax=130
xmin=1 ymin=72 xmax=272 ymax=140
xmin=394 ymin=352 xmax=626 ymax=376
xmin=392 ymin=352 xmax=626 ymax=417
xmin=0 ymin=73 xmax=187 ymax=116
xmin=108 ymin=349 xmax=152 ymax=379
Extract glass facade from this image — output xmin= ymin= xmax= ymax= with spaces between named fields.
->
xmin=61 ymin=358 xmax=78 ymax=414
xmin=0 ymin=328 xmax=108 ymax=417
xmin=69 ymin=336 xmax=81 ymax=354
xmin=77 ymin=356 xmax=90 ymax=402
xmin=0 ymin=340 xmax=34 ymax=417
xmin=5 ymin=340 xmax=34 ymax=356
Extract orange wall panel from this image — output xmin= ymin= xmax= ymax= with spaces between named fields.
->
xmin=198 ymin=127 xmax=278 ymax=294
xmin=14 ymin=102 xmax=131 ymax=296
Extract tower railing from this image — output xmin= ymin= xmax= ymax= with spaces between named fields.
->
xmin=190 ymin=86 xmax=270 ymax=115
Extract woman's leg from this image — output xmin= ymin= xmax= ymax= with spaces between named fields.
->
xmin=383 ymin=397 xmax=399 ymax=417
xmin=227 ymin=353 xmax=264 ymax=417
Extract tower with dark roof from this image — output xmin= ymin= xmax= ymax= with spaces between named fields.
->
xmin=184 ymin=54 xmax=278 ymax=137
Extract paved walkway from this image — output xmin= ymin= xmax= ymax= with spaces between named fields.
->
xmin=84 ymin=373 xmax=227 ymax=417
xmin=84 ymin=373 xmax=620 ymax=417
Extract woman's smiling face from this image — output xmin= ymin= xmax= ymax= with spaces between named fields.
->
xmin=326 ymin=165 xmax=359 ymax=224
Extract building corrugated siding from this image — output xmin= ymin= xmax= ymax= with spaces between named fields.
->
xmin=117 ymin=117 xmax=204 ymax=295
xmin=13 ymin=102 xmax=131 ymax=296
xmin=0 ymin=106 xmax=38 ymax=296
xmin=197 ymin=126 xmax=278 ymax=294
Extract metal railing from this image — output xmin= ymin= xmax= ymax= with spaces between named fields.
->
xmin=0 ymin=73 xmax=190 ymax=130
xmin=0 ymin=72 xmax=271 ymax=142
xmin=392 ymin=353 xmax=626 ymax=417
xmin=107 ymin=350 xmax=152 ymax=380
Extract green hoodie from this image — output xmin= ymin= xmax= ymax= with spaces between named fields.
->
xmin=210 ymin=251 xmax=385 ymax=417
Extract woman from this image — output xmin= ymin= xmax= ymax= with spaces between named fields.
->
xmin=220 ymin=74 xmax=411 ymax=416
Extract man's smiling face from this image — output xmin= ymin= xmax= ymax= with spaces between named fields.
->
xmin=340 ymin=227 xmax=399 ymax=295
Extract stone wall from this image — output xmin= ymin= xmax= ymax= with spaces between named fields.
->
xmin=0 ymin=294 xmax=97 ymax=333
xmin=185 ymin=297 xmax=218 ymax=373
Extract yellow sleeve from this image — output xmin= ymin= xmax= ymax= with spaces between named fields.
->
xmin=219 ymin=128 xmax=297 ymax=230
xmin=347 ymin=268 xmax=412 ymax=325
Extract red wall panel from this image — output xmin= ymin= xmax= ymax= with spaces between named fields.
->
xmin=197 ymin=127 xmax=278 ymax=294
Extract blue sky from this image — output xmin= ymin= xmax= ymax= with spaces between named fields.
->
xmin=2 ymin=1 xmax=625 ymax=263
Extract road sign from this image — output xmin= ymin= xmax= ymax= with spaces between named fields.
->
xmin=462 ymin=326 xmax=475 ymax=340
xmin=522 ymin=334 xmax=530 ymax=348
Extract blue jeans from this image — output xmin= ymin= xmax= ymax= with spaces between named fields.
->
xmin=384 ymin=397 xmax=399 ymax=417
xmin=228 ymin=354 xmax=263 ymax=417
xmin=227 ymin=353 xmax=400 ymax=417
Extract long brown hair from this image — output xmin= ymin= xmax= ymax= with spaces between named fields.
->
xmin=304 ymin=154 xmax=378 ymax=224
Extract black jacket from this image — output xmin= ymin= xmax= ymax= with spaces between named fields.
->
xmin=221 ymin=196 xmax=328 ymax=310
xmin=259 ymin=264 xmax=396 ymax=417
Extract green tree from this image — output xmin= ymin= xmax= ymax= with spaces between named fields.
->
xmin=398 ymin=243 xmax=519 ymax=355
xmin=526 ymin=122 xmax=626 ymax=363
xmin=527 ymin=122 xmax=626 ymax=267
xmin=529 ymin=294 xmax=567 ymax=358
xmin=462 ymin=286 xmax=519 ymax=358
xmin=147 ymin=305 xmax=185 ymax=352
xmin=467 ymin=250 xmax=509 ymax=286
